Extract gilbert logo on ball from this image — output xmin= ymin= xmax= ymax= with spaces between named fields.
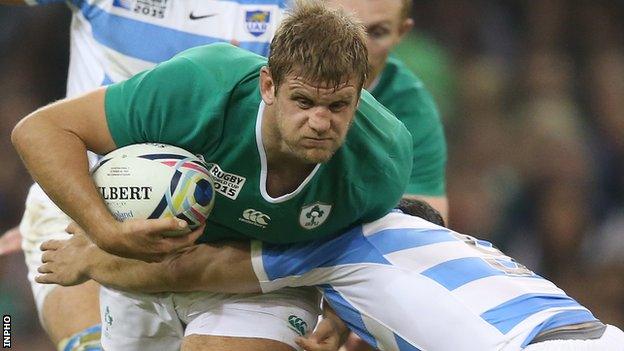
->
xmin=92 ymin=143 xmax=215 ymax=231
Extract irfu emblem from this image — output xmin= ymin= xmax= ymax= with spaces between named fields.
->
xmin=299 ymin=202 xmax=332 ymax=229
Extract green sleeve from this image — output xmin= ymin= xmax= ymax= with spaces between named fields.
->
xmin=373 ymin=59 xmax=447 ymax=197
xmin=386 ymin=83 xmax=446 ymax=196
xmin=355 ymin=95 xmax=414 ymax=222
xmin=400 ymin=87 xmax=447 ymax=196
xmin=104 ymin=44 xmax=255 ymax=155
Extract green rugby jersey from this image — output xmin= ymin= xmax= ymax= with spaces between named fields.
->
xmin=370 ymin=56 xmax=447 ymax=196
xmin=105 ymin=43 xmax=413 ymax=244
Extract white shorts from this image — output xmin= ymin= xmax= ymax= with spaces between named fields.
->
xmin=523 ymin=325 xmax=624 ymax=350
xmin=99 ymin=286 xmax=321 ymax=351
xmin=20 ymin=183 xmax=73 ymax=319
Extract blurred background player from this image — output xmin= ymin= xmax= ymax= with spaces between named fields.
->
xmin=35 ymin=198 xmax=624 ymax=350
xmin=0 ymin=0 xmax=286 ymax=350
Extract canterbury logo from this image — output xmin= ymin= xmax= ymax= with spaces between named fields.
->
xmin=288 ymin=315 xmax=308 ymax=336
xmin=240 ymin=209 xmax=270 ymax=227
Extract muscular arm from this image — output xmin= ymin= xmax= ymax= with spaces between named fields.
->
xmin=38 ymin=227 xmax=260 ymax=294
xmin=12 ymin=89 xmax=118 ymax=243
xmin=12 ymin=89 xmax=197 ymax=260
xmin=92 ymin=244 xmax=258 ymax=293
xmin=159 ymin=241 xmax=260 ymax=293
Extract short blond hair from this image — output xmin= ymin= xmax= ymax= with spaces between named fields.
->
xmin=268 ymin=0 xmax=368 ymax=91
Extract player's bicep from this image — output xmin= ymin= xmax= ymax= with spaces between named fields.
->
xmin=59 ymin=88 xmax=115 ymax=153
xmin=24 ymin=87 xmax=116 ymax=154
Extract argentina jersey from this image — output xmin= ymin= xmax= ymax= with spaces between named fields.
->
xmin=25 ymin=0 xmax=286 ymax=97
xmin=251 ymin=212 xmax=599 ymax=351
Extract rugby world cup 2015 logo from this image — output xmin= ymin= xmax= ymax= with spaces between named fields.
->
xmin=245 ymin=10 xmax=271 ymax=37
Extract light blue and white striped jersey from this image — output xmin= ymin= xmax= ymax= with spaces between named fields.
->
xmin=26 ymin=0 xmax=286 ymax=97
xmin=252 ymin=212 xmax=599 ymax=351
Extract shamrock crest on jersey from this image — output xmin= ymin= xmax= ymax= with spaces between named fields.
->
xmin=299 ymin=202 xmax=332 ymax=229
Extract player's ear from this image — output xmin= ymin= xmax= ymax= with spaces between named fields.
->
xmin=260 ymin=66 xmax=276 ymax=105
xmin=398 ymin=18 xmax=414 ymax=39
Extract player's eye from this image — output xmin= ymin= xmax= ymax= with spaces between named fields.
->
xmin=296 ymin=98 xmax=314 ymax=109
xmin=367 ymin=26 xmax=390 ymax=40
xmin=329 ymin=101 xmax=348 ymax=112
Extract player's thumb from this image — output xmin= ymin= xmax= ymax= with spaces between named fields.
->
xmin=143 ymin=217 xmax=189 ymax=235
xmin=66 ymin=222 xmax=81 ymax=235
xmin=164 ymin=224 xmax=204 ymax=248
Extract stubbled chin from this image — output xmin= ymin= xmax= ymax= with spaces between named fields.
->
xmin=301 ymin=149 xmax=335 ymax=164
xmin=284 ymin=140 xmax=337 ymax=164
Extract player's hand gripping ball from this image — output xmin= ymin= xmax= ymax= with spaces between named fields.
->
xmin=92 ymin=143 xmax=215 ymax=234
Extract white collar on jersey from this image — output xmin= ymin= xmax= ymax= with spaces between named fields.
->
xmin=255 ymin=101 xmax=322 ymax=203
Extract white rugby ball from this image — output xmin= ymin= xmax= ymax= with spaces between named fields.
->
xmin=92 ymin=143 xmax=215 ymax=230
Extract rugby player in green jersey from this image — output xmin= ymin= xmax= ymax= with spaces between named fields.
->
xmin=13 ymin=1 xmax=413 ymax=350
xmin=13 ymin=7 xmax=412 ymax=260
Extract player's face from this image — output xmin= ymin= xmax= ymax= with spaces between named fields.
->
xmin=326 ymin=0 xmax=413 ymax=87
xmin=271 ymin=74 xmax=359 ymax=164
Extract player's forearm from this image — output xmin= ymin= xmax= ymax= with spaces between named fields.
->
xmin=85 ymin=246 xmax=173 ymax=293
xmin=165 ymin=242 xmax=261 ymax=293
xmin=11 ymin=90 xmax=118 ymax=249
xmin=86 ymin=242 xmax=261 ymax=294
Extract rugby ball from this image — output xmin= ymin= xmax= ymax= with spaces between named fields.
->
xmin=91 ymin=143 xmax=215 ymax=231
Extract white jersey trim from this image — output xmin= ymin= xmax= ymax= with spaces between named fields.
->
xmin=250 ymin=240 xmax=271 ymax=292
xmin=255 ymin=101 xmax=321 ymax=203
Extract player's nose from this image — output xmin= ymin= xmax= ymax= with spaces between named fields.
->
xmin=307 ymin=107 xmax=331 ymax=134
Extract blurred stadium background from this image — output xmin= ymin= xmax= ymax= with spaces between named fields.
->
xmin=1 ymin=1 xmax=623 ymax=349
